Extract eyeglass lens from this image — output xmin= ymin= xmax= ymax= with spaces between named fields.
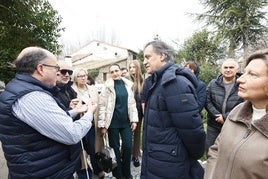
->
xmin=60 ymin=69 xmax=73 ymax=75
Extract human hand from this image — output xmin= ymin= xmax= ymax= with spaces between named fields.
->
xmin=215 ymin=114 xmax=224 ymax=124
xmin=100 ymin=128 xmax=107 ymax=137
xmin=73 ymin=99 xmax=88 ymax=114
xmin=69 ymin=98 xmax=79 ymax=109
xmin=87 ymin=99 xmax=98 ymax=114
xmin=131 ymin=122 xmax=137 ymax=131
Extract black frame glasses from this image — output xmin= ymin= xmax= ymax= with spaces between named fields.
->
xmin=42 ymin=64 xmax=60 ymax=72
xmin=60 ymin=69 xmax=73 ymax=75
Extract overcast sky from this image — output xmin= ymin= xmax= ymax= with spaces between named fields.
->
xmin=48 ymin=0 xmax=205 ymax=52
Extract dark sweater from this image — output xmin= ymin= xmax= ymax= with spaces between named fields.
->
xmin=56 ymin=81 xmax=77 ymax=109
xmin=109 ymin=79 xmax=129 ymax=128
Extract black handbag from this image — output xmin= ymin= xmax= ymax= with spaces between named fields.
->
xmin=95 ymin=135 xmax=117 ymax=173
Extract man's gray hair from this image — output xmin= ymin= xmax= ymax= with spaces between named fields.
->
xmin=144 ymin=40 xmax=175 ymax=63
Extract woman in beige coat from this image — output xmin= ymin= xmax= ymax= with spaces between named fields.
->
xmin=72 ymin=68 xmax=105 ymax=178
xmin=98 ymin=63 xmax=138 ymax=179
xmin=204 ymin=49 xmax=268 ymax=179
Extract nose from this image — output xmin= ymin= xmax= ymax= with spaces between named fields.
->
xmin=237 ymin=74 xmax=245 ymax=83
xmin=143 ymin=58 xmax=147 ymax=65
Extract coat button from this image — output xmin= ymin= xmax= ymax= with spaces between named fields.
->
xmin=171 ymin=150 xmax=176 ymax=156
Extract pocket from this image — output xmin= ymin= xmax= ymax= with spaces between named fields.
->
xmin=148 ymin=143 xmax=185 ymax=162
xmin=166 ymin=93 xmax=198 ymax=113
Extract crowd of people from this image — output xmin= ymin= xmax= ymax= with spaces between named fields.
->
xmin=0 ymin=41 xmax=267 ymax=179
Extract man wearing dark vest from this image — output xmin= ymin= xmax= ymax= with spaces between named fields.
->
xmin=0 ymin=47 xmax=97 ymax=178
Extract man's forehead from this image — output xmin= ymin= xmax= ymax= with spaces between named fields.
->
xmin=222 ymin=60 xmax=237 ymax=67
xmin=223 ymin=63 xmax=235 ymax=67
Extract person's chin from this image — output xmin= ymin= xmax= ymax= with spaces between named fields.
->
xmin=147 ymin=70 xmax=153 ymax=74
xmin=238 ymin=91 xmax=245 ymax=98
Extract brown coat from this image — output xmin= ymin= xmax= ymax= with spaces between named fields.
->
xmin=204 ymin=101 xmax=268 ymax=179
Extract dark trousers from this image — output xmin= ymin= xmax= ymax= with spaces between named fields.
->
xmin=132 ymin=118 xmax=142 ymax=157
xmin=205 ymin=125 xmax=221 ymax=156
xmin=108 ymin=127 xmax=132 ymax=179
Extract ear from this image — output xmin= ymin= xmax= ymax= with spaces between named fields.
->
xmin=160 ymin=53 xmax=166 ymax=62
xmin=36 ymin=64 xmax=45 ymax=76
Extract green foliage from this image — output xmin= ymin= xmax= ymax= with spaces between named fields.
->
xmin=87 ymin=69 xmax=99 ymax=79
xmin=176 ymin=29 xmax=227 ymax=66
xmin=197 ymin=0 xmax=268 ymax=56
xmin=0 ymin=0 xmax=63 ymax=82
xmin=0 ymin=51 xmax=16 ymax=83
xmin=136 ymin=50 xmax=146 ymax=74
xmin=199 ymin=63 xmax=219 ymax=85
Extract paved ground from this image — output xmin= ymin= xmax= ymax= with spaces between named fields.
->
xmin=1 ymin=144 xmax=208 ymax=179
xmin=99 ymin=160 xmax=141 ymax=179
xmin=0 ymin=141 xmax=8 ymax=179
xmin=1 ymin=142 xmax=208 ymax=179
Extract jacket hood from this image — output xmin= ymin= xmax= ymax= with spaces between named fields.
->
xmin=159 ymin=63 xmax=198 ymax=88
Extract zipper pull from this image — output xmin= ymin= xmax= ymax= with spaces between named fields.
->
xmin=243 ymin=127 xmax=251 ymax=139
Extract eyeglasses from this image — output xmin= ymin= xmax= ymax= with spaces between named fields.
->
xmin=42 ymin=64 xmax=60 ymax=72
xmin=77 ymin=75 xmax=87 ymax=78
xmin=60 ymin=69 xmax=73 ymax=75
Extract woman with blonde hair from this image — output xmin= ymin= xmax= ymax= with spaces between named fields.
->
xmin=128 ymin=60 xmax=144 ymax=167
xmin=72 ymin=68 xmax=105 ymax=179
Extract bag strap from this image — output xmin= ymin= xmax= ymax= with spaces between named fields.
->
xmin=103 ymin=134 xmax=110 ymax=148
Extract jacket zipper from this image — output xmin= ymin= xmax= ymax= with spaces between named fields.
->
xmin=224 ymin=125 xmax=252 ymax=179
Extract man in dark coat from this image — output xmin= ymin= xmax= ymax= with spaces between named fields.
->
xmin=205 ymin=59 xmax=244 ymax=155
xmin=141 ymin=40 xmax=206 ymax=179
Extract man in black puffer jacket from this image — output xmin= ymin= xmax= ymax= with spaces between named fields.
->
xmin=205 ymin=59 xmax=244 ymax=155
